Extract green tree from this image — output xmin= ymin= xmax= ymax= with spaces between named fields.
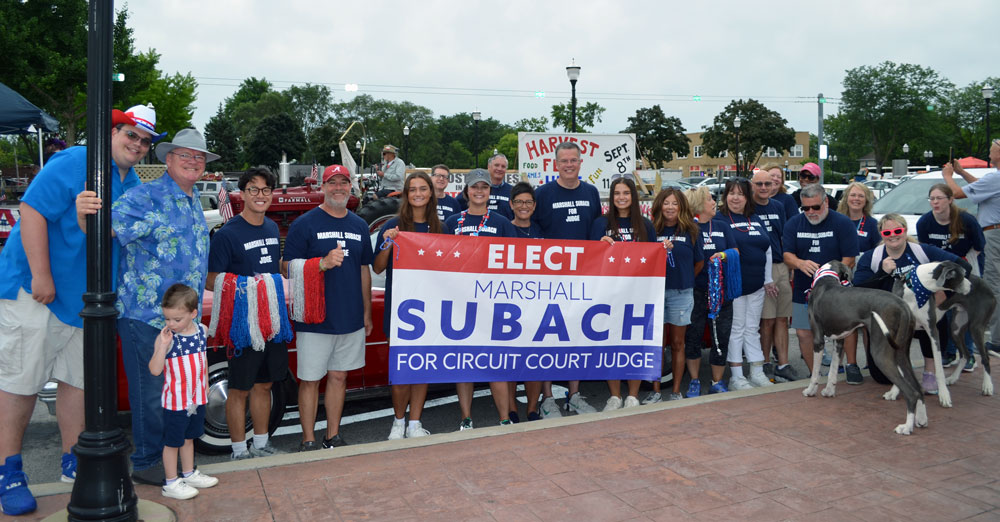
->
xmin=512 ymin=117 xmax=549 ymax=132
xmin=205 ymin=106 xmax=242 ymax=170
xmin=550 ymin=101 xmax=605 ymax=132
xmin=943 ymin=78 xmax=1000 ymax=159
xmin=621 ymin=105 xmax=690 ymax=168
xmin=223 ymin=77 xmax=273 ymax=117
xmin=442 ymin=140 xmax=473 ymax=169
xmin=247 ymin=113 xmax=306 ymax=169
xmin=701 ymin=99 xmax=796 ymax=173
xmin=495 ymin=133 xmax=521 ymax=168
xmin=838 ymin=61 xmax=954 ymax=171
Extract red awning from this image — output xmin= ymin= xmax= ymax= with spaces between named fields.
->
xmin=957 ymin=156 xmax=988 ymax=168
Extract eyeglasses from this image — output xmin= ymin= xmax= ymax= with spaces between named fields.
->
xmin=928 ymin=196 xmax=949 ymax=202
xmin=511 ymin=199 xmax=535 ymax=207
xmin=881 ymin=227 xmax=906 ymax=237
xmin=752 ymin=181 xmax=773 ymax=187
xmin=170 ymin=151 xmax=207 ymax=163
xmin=557 ymin=158 xmax=581 ymax=165
xmin=431 ymin=173 xmax=449 ymax=179
xmin=245 ymin=186 xmax=273 ymax=196
xmin=122 ymin=130 xmax=153 ymax=148
xmin=800 ymin=204 xmax=823 ymax=212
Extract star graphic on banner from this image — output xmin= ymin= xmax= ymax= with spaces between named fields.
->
xmin=436 ymin=250 xmax=443 ymax=257
xmin=453 ymin=251 xmax=461 ymax=258
xmin=417 ymin=249 xmax=425 ymax=256
xmin=640 ymin=257 xmax=647 ymax=263
xmin=624 ymin=257 xmax=631 ymax=263
xmin=608 ymin=256 xmax=615 ymax=263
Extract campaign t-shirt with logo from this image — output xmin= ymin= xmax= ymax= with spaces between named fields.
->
xmin=853 ymin=242 xmax=963 ymax=290
xmin=773 ymin=192 xmax=799 ymax=222
xmin=753 ymin=198 xmax=786 ymax=262
xmin=282 ymin=207 xmax=374 ymax=335
xmin=532 ymin=181 xmax=602 ymax=240
xmin=655 ymin=223 xmax=704 ymax=290
xmin=456 ymin=182 xmax=514 ymax=220
xmin=589 ymin=215 xmax=657 ymax=243
xmin=916 ymin=211 xmax=985 ymax=259
xmin=782 ymin=210 xmax=860 ymax=303
xmin=714 ymin=212 xmax=771 ymax=296
xmin=444 ymin=210 xmax=517 ymax=238
xmin=693 ymin=217 xmax=737 ymax=289
xmin=436 ymin=194 xmax=461 ymax=221
xmin=377 ymin=217 xmax=433 ymax=337
xmin=851 ymin=215 xmax=881 ymax=253
xmin=208 ymin=215 xmax=282 ymax=276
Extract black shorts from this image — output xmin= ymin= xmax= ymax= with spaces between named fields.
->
xmin=162 ymin=405 xmax=206 ymax=448
xmin=228 ymin=341 xmax=289 ymax=391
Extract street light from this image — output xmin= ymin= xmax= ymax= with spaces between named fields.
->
xmin=902 ymin=143 xmax=909 ymax=154
xmin=784 ymin=159 xmax=789 ymax=180
xmin=472 ymin=111 xmax=481 ymax=168
xmin=355 ymin=140 xmax=362 ymax=178
xmin=734 ymin=116 xmax=742 ymax=178
xmin=924 ymin=150 xmax=933 ymax=171
xmin=984 ymin=85 xmax=994 ymax=161
xmin=402 ymin=125 xmax=410 ymax=167
xmin=566 ymin=59 xmax=581 ymax=133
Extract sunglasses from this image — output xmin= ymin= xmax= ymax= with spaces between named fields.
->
xmin=752 ymin=181 xmax=773 ymax=187
xmin=798 ymin=173 xmax=818 ymax=180
xmin=123 ymin=130 xmax=153 ymax=148
xmin=800 ymin=204 xmax=823 ymax=212
xmin=880 ymin=227 xmax=906 ymax=237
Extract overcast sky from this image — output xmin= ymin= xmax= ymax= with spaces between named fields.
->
xmin=129 ymin=0 xmax=998 ymax=139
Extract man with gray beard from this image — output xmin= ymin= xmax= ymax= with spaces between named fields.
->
xmin=281 ymin=165 xmax=373 ymax=451
xmin=782 ymin=183 xmax=858 ymax=373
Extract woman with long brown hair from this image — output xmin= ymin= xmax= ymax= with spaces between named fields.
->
xmin=374 ymin=171 xmax=442 ymax=440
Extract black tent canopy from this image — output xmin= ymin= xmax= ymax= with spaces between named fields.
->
xmin=0 ymin=82 xmax=59 ymax=135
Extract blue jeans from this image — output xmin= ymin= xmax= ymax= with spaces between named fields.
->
xmin=118 ymin=318 xmax=164 ymax=471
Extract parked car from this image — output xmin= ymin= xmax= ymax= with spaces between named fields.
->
xmin=680 ymin=176 xmax=711 ymax=186
xmin=863 ymin=179 xmax=899 ymax=200
xmin=660 ymin=180 xmax=695 ymax=191
xmin=871 ymin=168 xmax=990 ymax=232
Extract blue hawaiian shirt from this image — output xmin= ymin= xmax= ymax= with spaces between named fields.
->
xmin=112 ymin=173 xmax=209 ymax=328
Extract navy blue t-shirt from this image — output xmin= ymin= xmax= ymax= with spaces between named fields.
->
xmin=436 ymin=194 xmax=461 ymax=221
xmin=282 ymin=207 xmax=375 ymax=334
xmin=589 ymin=215 xmax=657 ymax=243
xmin=714 ymin=212 xmax=771 ymax=295
xmin=774 ymin=192 xmax=798 ymax=222
xmin=532 ymin=181 xmax=602 ymax=240
xmin=694 ymin=218 xmax=737 ymax=289
xmin=754 ymin=198 xmax=786 ymax=262
xmin=854 ymin=243 xmax=962 ymax=290
xmin=377 ymin=217 xmax=432 ymax=337
xmin=208 ymin=215 xmax=282 ymax=276
xmin=513 ymin=222 xmax=544 ymax=239
xmin=916 ymin=211 xmax=985 ymax=259
xmin=782 ymin=210 xmax=859 ymax=303
xmin=852 ymin=215 xmax=881 ymax=253
xmin=444 ymin=210 xmax=517 ymax=237
xmin=456 ymin=182 xmax=514 ymax=220
xmin=655 ymin=223 xmax=704 ymax=290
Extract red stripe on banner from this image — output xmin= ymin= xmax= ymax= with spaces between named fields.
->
xmin=393 ymin=232 xmax=666 ymax=277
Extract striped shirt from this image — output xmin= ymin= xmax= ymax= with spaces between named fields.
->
xmin=161 ymin=325 xmax=208 ymax=411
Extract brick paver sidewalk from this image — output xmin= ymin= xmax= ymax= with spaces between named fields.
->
xmin=19 ymin=371 xmax=1000 ymax=521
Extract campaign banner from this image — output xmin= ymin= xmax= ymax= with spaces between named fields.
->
xmin=517 ymin=132 xmax=637 ymax=196
xmin=388 ymin=232 xmax=665 ymax=384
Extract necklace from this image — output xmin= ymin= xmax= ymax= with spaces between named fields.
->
xmin=456 ymin=209 xmax=491 ymax=236
xmin=515 ymin=225 xmax=532 ymax=237
xmin=728 ymin=212 xmax=750 ymax=233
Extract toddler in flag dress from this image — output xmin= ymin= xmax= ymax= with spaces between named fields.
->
xmin=148 ymin=283 xmax=219 ymax=500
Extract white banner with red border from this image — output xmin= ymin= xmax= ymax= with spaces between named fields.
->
xmin=388 ymin=232 xmax=665 ymax=384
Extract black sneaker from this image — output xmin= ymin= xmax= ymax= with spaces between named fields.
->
xmin=131 ymin=464 xmax=165 ymax=486
xmin=526 ymin=411 xmax=541 ymax=421
xmin=773 ymin=364 xmax=799 ymax=382
xmin=845 ymin=364 xmax=863 ymax=385
xmin=508 ymin=411 xmax=520 ymax=424
xmin=321 ymin=434 xmax=347 ymax=448
xmin=298 ymin=441 xmax=319 ymax=452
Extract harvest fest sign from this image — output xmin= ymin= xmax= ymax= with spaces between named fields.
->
xmin=517 ymin=132 xmax=638 ymax=196
xmin=388 ymin=232 xmax=665 ymax=384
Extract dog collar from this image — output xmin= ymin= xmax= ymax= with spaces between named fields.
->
xmin=905 ymin=269 xmax=932 ymax=308
xmin=811 ymin=268 xmax=849 ymax=289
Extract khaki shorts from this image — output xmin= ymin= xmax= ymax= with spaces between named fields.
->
xmin=295 ymin=329 xmax=365 ymax=381
xmin=762 ymin=262 xmax=793 ymax=319
xmin=0 ymin=288 xmax=84 ymax=395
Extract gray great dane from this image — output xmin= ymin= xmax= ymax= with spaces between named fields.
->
xmin=804 ymin=261 xmax=926 ymax=435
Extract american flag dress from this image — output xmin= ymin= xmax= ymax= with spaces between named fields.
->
xmin=161 ymin=325 xmax=209 ymax=414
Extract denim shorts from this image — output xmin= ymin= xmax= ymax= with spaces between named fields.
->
xmin=663 ymin=288 xmax=694 ymax=326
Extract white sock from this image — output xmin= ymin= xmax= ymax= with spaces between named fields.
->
xmin=231 ymin=440 xmax=247 ymax=454
xmin=253 ymin=433 xmax=268 ymax=449
xmin=750 ymin=364 xmax=766 ymax=377
xmin=777 ymin=364 xmax=789 ymax=370
xmin=393 ymin=417 xmax=405 ymax=426
xmin=408 ymin=420 xmax=421 ymax=430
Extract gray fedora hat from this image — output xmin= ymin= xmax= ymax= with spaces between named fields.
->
xmin=155 ymin=128 xmax=220 ymax=163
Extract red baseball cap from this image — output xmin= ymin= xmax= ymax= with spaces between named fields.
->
xmin=323 ymin=164 xmax=351 ymax=182
xmin=800 ymin=162 xmax=822 ymax=177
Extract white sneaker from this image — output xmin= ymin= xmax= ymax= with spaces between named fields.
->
xmin=603 ymin=396 xmax=622 ymax=411
xmin=749 ymin=370 xmax=773 ymax=387
xmin=565 ymin=392 xmax=597 ymax=414
xmin=162 ymin=479 xmax=199 ymax=500
xmin=623 ymin=396 xmax=640 ymax=408
xmin=539 ymin=396 xmax=563 ymax=418
xmin=729 ymin=374 xmax=754 ymax=391
xmin=182 ymin=469 xmax=218 ymax=489
xmin=405 ymin=421 xmax=430 ymax=438
xmin=388 ymin=421 xmax=406 ymax=440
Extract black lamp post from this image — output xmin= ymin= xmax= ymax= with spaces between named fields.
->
xmin=566 ymin=59 xmax=581 ymax=133
xmin=355 ymin=140 xmax=361 ymax=178
xmin=924 ymin=150 xmax=933 ymax=171
xmin=69 ymin=0 xmax=138 ymax=518
xmin=472 ymin=111 xmax=481 ymax=168
xmin=734 ymin=116 xmax=742 ymax=177
xmin=984 ymin=84 xmax=994 ymax=161
xmin=402 ymin=125 xmax=409 ymax=167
